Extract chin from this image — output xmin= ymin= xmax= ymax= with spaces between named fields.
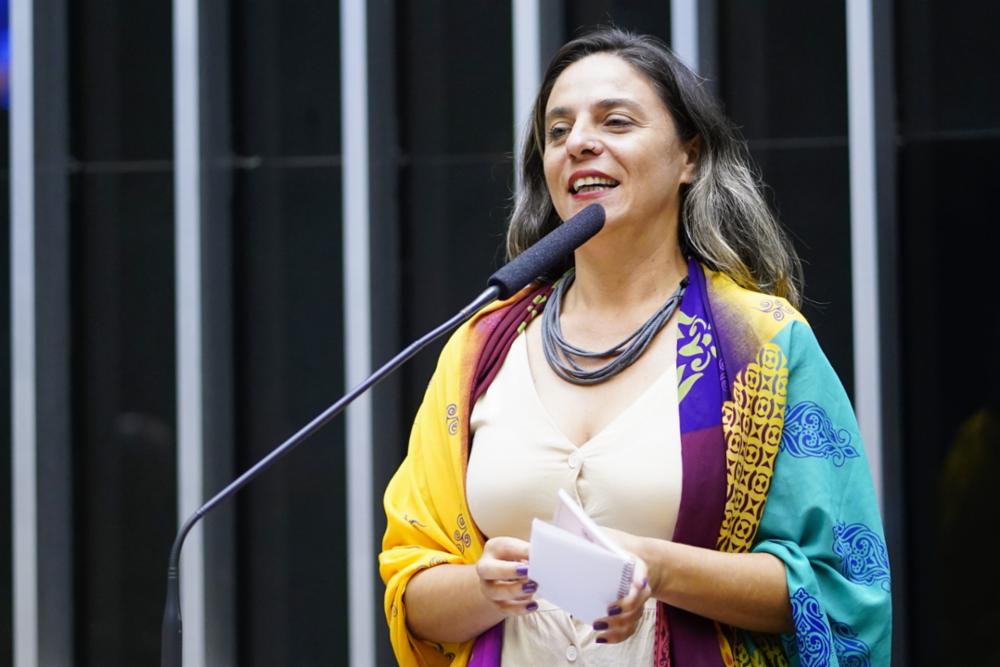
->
xmin=563 ymin=197 xmax=618 ymax=221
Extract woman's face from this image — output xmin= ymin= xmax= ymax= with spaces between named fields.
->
xmin=542 ymin=53 xmax=698 ymax=234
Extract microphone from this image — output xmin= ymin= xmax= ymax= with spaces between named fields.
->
xmin=488 ymin=203 xmax=605 ymax=299
xmin=160 ymin=204 xmax=604 ymax=666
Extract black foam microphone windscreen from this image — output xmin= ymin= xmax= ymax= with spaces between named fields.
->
xmin=487 ymin=204 xmax=605 ymax=299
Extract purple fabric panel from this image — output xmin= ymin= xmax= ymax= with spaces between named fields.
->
xmin=692 ymin=260 xmax=735 ymax=398
xmin=468 ymin=623 xmax=503 ymax=667
xmin=676 ymin=260 xmax=725 ymax=433
xmin=678 ymin=382 xmax=723 ymax=433
xmin=686 ymin=257 xmax=730 ymax=399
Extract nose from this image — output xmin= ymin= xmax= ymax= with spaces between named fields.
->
xmin=565 ymin=122 xmax=602 ymax=159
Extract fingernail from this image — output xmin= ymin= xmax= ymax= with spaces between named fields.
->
xmin=516 ymin=566 xmax=529 ymax=577
xmin=596 ymin=637 xmax=608 ymax=644
xmin=522 ymin=581 xmax=538 ymax=593
xmin=526 ymin=601 xmax=538 ymax=612
xmin=593 ymin=621 xmax=608 ymax=630
xmin=608 ymin=605 xmax=622 ymax=616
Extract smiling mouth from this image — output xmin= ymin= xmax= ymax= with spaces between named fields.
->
xmin=569 ymin=176 xmax=620 ymax=194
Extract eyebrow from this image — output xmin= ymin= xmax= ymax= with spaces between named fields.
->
xmin=545 ymin=98 xmax=642 ymax=123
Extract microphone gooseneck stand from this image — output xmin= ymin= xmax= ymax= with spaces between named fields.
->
xmin=159 ymin=285 xmax=498 ymax=667
xmin=160 ymin=203 xmax=605 ymax=667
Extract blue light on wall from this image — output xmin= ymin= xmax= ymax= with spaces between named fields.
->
xmin=0 ymin=0 xmax=8 ymax=109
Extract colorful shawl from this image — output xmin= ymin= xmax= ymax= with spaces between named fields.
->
xmin=380 ymin=259 xmax=891 ymax=666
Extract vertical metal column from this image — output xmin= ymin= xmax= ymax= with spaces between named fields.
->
xmin=198 ymin=1 xmax=237 ymax=662
xmin=341 ymin=1 xmax=375 ymax=665
xmin=174 ymin=0 xmax=206 ymax=665
xmin=512 ymin=0 xmax=541 ymax=192
xmin=671 ymin=0 xmax=700 ymax=71
xmin=364 ymin=2 xmax=402 ymax=662
xmin=12 ymin=0 xmax=72 ymax=664
xmin=846 ymin=0 xmax=884 ymax=503
xmin=11 ymin=0 xmax=38 ymax=663
xmin=869 ymin=0 xmax=907 ymax=660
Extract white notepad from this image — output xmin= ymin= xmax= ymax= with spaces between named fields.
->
xmin=528 ymin=490 xmax=635 ymax=622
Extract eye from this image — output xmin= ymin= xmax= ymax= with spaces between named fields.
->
xmin=605 ymin=115 xmax=634 ymax=129
xmin=546 ymin=122 xmax=570 ymax=142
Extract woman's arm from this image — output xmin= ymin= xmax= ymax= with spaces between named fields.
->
xmin=404 ymin=564 xmax=503 ymax=643
xmin=626 ymin=532 xmax=793 ymax=634
xmin=404 ymin=537 xmax=537 ymax=644
xmin=571 ymin=530 xmax=792 ymax=645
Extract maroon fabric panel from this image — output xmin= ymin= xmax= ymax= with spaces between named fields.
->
xmin=673 ymin=425 xmax=727 ymax=549
xmin=658 ymin=425 xmax=728 ymax=667
xmin=665 ymin=607 xmax=726 ymax=667
xmin=470 ymin=283 xmax=553 ymax=406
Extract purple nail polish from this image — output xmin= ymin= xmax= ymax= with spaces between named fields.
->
xmin=526 ymin=601 xmax=538 ymax=612
xmin=522 ymin=581 xmax=538 ymax=593
xmin=593 ymin=621 xmax=608 ymax=630
xmin=596 ymin=638 xmax=608 ymax=644
xmin=608 ymin=605 xmax=622 ymax=616
xmin=516 ymin=566 xmax=529 ymax=577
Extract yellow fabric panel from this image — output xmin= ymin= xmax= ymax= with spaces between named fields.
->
xmin=379 ymin=288 xmax=533 ymax=667
xmin=717 ymin=342 xmax=790 ymax=555
xmin=706 ymin=269 xmax=807 ymax=340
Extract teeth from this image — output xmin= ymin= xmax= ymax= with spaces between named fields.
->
xmin=571 ymin=176 xmax=618 ymax=193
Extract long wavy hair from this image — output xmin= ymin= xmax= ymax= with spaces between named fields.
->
xmin=508 ymin=27 xmax=803 ymax=307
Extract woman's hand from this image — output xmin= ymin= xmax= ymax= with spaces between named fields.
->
xmin=475 ymin=536 xmax=539 ymax=616
xmin=600 ymin=527 xmax=794 ymax=635
xmin=404 ymin=536 xmax=538 ymax=643
xmin=589 ymin=543 xmax=652 ymax=644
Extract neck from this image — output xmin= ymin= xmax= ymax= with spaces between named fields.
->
xmin=565 ymin=218 xmax=687 ymax=316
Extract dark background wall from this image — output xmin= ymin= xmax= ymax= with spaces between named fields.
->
xmin=230 ymin=3 xmax=348 ymax=665
xmin=718 ymin=0 xmax=854 ymax=396
xmin=396 ymin=0 xmax=515 ymax=437
xmin=68 ymin=0 xmax=176 ymax=663
xmin=896 ymin=2 xmax=1000 ymax=665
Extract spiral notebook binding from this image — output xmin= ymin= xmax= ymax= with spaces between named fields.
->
xmin=617 ymin=559 xmax=636 ymax=599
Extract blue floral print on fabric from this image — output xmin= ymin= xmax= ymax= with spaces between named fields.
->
xmin=781 ymin=401 xmax=859 ymax=466
xmin=831 ymin=620 xmax=872 ymax=667
xmin=832 ymin=522 xmax=891 ymax=592
xmin=790 ymin=587 xmax=834 ymax=667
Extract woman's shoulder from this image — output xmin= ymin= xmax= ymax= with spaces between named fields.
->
xmin=434 ymin=280 xmax=555 ymax=372
xmin=701 ymin=264 xmax=809 ymax=339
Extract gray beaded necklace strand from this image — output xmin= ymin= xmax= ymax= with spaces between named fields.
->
xmin=541 ymin=268 xmax=689 ymax=385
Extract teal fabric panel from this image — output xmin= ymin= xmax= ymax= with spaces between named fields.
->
xmin=751 ymin=321 xmax=891 ymax=667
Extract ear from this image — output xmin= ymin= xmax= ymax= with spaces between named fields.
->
xmin=679 ymin=135 xmax=701 ymax=185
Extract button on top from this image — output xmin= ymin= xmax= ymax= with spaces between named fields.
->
xmin=568 ymin=452 xmax=581 ymax=469
xmin=565 ymin=644 xmax=579 ymax=662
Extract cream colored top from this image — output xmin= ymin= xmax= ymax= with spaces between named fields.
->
xmin=467 ymin=333 xmax=682 ymax=666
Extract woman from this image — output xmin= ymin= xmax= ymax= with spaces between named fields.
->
xmin=381 ymin=28 xmax=891 ymax=666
